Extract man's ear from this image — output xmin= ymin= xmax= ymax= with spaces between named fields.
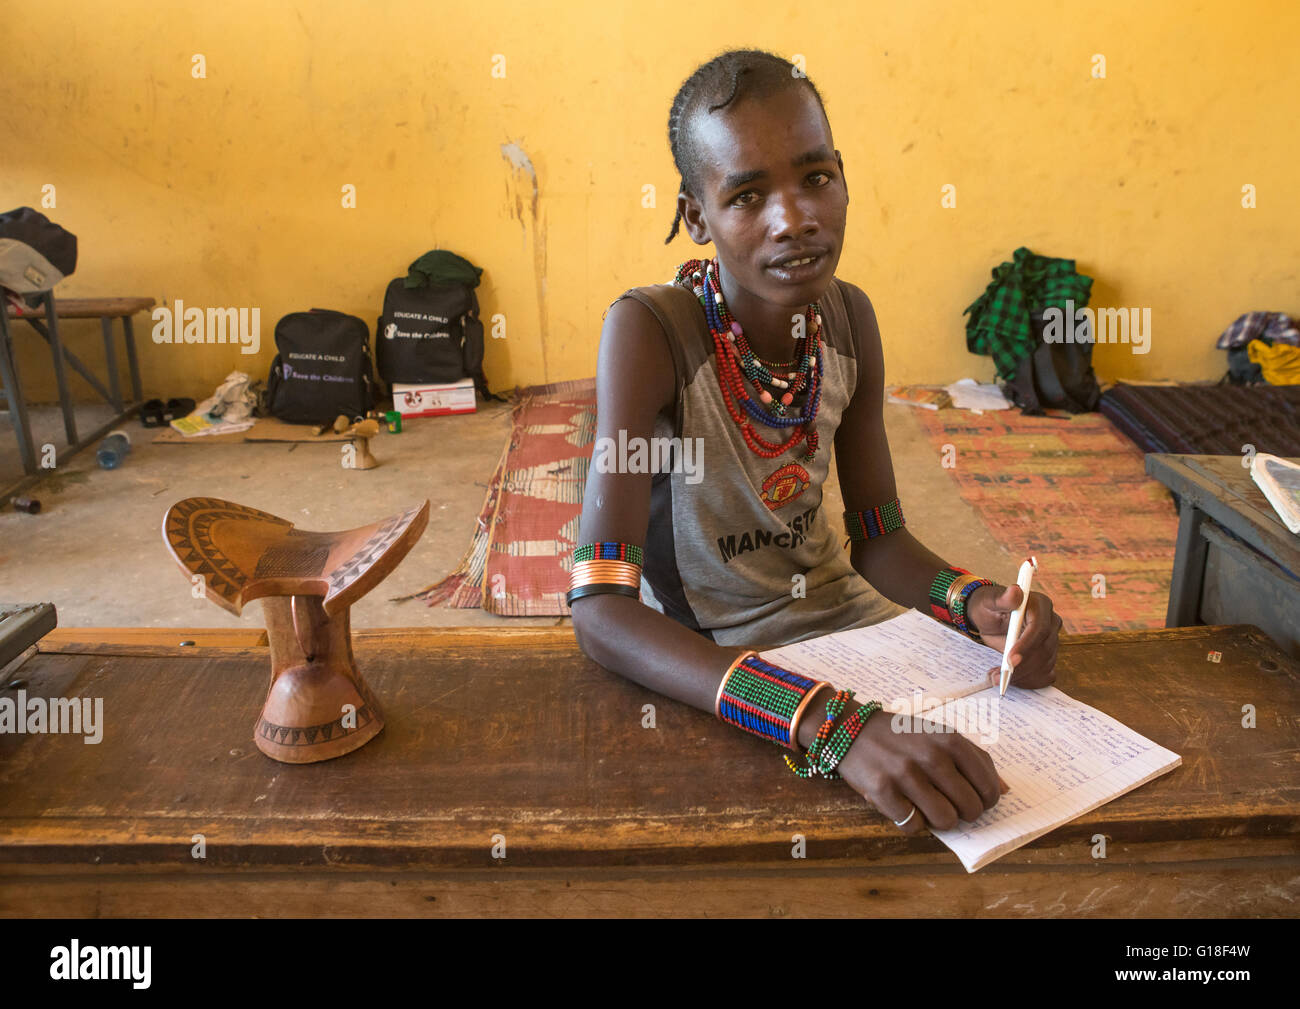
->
xmin=836 ymin=150 xmax=848 ymax=204
xmin=678 ymin=191 xmax=712 ymax=246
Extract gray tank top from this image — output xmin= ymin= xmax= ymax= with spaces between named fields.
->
xmin=610 ymin=276 xmax=905 ymax=649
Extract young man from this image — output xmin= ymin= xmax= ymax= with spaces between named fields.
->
xmin=570 ymin=50 xmax=1061 ymax=834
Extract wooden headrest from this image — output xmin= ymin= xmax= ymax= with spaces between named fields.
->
xmin=163 ymin=497 xmax=430 ymax=617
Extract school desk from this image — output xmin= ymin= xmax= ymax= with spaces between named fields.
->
xmin=1 ymin=293 xmax=152 ymax=498
xmin=1147 ymin=453 xmax=1300 ymax=657
xmin=0 ymin=622 xmax=1296 ymax=918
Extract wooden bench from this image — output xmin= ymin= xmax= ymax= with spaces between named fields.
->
xmin=1 ymin=293 xmax=153 ymax=494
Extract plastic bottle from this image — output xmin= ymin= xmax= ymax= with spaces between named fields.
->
xmin=96 ymin=431 xmax=132 ymax=469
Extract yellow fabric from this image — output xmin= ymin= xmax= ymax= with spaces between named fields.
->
xmin=1246 ymin=339 xmax=1300 ymax=384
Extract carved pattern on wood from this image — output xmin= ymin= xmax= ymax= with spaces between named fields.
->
xmin=256 ymin=678 xmax=379 ymax=748
xmin=327 ymin=503 xmax=425 ymax=596
xmin=165 ymin=497 xmax=291 ymax=603
xmin=254 ymin=544 xmax=330 ymax=579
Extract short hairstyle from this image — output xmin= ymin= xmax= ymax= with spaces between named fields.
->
xmin=664 ymin=49 xmax=832 ymax=244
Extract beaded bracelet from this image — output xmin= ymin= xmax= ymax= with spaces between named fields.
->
xmin=785 ymin=690 xmax=883 ymax=779
xmin=949 ymin=575 xmax=991 ymax=639
xmin=815 ymin=700 xmax=882 ymax=778
xmin=566 ymin=543 xmax=644 ymax=607
xmin=574 ymin=542 xmax=644 ymax=565
xmin=928 ymin=566 xmax=995 ymax=641
xmin=784 ymin=688 xmax=853 ymax=777
xmin=844 ymin=498 xmax=906 ymax=542
xmin=715 ymin=651 xmax=830 ymax=751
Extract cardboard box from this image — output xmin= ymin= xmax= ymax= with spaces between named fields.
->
xmin=392 ymin=378 xmax=477 ymax=417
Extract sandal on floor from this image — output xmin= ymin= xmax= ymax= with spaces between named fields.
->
xmin=164 ymin=397 xmax=196 ymax=421
xmin=140 ymin=398 xmax=166 ymax=427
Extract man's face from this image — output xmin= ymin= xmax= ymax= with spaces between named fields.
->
xmin=679 ymin=87 xmax=848 ymax=308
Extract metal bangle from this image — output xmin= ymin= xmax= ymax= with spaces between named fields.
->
xmin=787 ymin=681 xmax=833 ymax=753
xmin=564 ymin=582 xmax=640 ymax=606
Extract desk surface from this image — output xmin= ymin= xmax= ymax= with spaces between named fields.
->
xmin=6 ymin=296 xmax=155 ymax=320
xmin=1147 ymin=453 xmax=1300 ymax=574
xmin=1 ymin=623 xmax=1297 ymax=917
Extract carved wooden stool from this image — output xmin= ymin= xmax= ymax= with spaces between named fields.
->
xmin=162 ymin=497 xmax=430 ymax=763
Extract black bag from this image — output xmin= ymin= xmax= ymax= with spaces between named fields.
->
xmin=1005 ymin=311 xmax=1102 ymax=414
xmin=0 ymin=207 xmax=78 ymax=302
xmin=376 ymin=278 xmax=498 ymax=399
xmin=265 ymin=309 xmax=376 ymax=424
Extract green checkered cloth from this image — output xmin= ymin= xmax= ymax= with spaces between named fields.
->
xmin=963 ymin=246 xmax=1094 ymax=381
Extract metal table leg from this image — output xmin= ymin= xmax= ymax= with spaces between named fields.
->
xmin=122 ymin=314 xmax=143 ymax=402
xmin=0 ymin=308 xmax=39 ymax=475
xmin=100 ymin=316 xmax=123 ymax=411
xmin=41 ymin=291 xmax=77 ymax=445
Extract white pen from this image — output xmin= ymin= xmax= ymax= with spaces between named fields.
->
xmin=999 ymin=555 xmax=1038 ymax=696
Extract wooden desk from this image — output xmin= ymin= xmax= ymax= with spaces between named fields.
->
xmin=1 ymin=623 xmax=1297 ymax=918
xmin=1147 ymin=453 xmax=1300 ymax=657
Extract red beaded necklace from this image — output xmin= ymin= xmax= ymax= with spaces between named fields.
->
xmin=674 ymin=257 xmax=823 ymax=461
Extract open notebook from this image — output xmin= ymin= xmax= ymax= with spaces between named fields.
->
xmin=761 ymin=610 xmax=1181 ymax=872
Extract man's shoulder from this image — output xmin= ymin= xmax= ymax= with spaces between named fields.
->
xmin=609 ymin=281 xmax=695 ymax=310
xmin=831 ymin=276 xmax=874 ymax=319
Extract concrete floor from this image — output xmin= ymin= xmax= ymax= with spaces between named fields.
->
xmin=0 ymin=399 xmax=1014 ymax=632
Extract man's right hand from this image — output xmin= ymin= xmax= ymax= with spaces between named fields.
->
xmin=830 ymin=703 xmax=1004 ymax=835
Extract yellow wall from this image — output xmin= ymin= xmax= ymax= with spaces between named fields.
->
xmin=4 ymin=0 xmax=1297 ymax=403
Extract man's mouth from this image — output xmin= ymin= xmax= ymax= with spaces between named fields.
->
xmin=767 ymin=252 xmax=828 ymax=280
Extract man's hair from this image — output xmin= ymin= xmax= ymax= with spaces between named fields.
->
xmin=664 ymin=49 xmax=831 ymax=244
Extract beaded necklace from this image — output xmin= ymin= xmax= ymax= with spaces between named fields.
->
xmin=674 ymin=257 xmax=823 ymax=462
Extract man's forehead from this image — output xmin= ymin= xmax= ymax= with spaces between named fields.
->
xmin=692 ymin=92 xmax=833 ymax=188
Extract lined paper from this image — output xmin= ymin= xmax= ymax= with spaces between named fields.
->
xmin=760 ymin=610 xmax=1181 ymax=872
xmin=762 ymin=609 xmax=1003 ymax=714
xmin=926 ymin=685 xmax=1181 ymax=871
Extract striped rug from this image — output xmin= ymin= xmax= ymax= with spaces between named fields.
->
xmin=406 ymin=378 xmax=596 ymax=614
xmin=912 ymin=408 xmax=1180 ymax=632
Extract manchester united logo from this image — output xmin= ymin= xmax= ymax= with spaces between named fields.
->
xmin=760 ymin=463 xmax=812 ymax=510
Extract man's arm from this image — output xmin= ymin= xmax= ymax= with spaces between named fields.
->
xmin=834 ymin=285 xmax=952 ymax=610
xmin=834 ymin=284 xmax=1061 ymax=686
xmin=569 ymin=295 xmax=749 ymax=713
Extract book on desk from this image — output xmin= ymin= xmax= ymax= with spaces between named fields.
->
xmin=762 ymin=610 xmax=1182 ymax=872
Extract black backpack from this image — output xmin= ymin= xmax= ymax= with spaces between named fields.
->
xmin=265 ymin=309 xmax=376 ymax=424
xmin=0 ymin=207 xmax=77 ymax=303
xmin=1004 ymin=311 xmax=1102 ymax=414
xmin=376 ymin=277 xmax=496 ymax=399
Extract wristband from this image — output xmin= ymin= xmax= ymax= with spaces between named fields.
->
xmin=568 ymin=542 xmax=644 ymax=606
xmin=716 ymin=651 xmax=828 ymax=750
xmin=564 ymin=582 xmax=640 ymax=605
xmin=928 ymin=566 xmax=994 ymax=641
xmin=843 ymin=498 xmax=906 ymax=542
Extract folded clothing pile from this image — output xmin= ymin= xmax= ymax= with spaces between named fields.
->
xmin=1218 ymin=312 xmax=1300 ymax=385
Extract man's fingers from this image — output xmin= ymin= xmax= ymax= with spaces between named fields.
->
xmin=874 ymin=785 xmax=928 ymax=836
xmin=900 ymin=775 xmax=963 ymax=833
xmin=949 ymin=737 xmax=1002 ymax=811
xmin=932 ymin=755 xmax=990 ymax=822
xmin=1008 ymin=595 xmax=1052 ymax=665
